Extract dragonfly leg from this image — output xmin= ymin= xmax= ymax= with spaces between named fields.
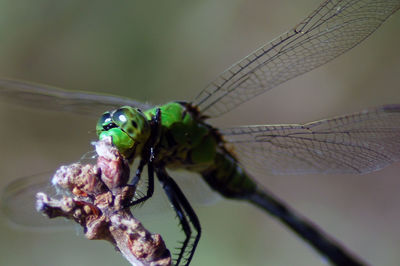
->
xmin=130 ymin=158 xmax=146 ymax=187
xmin=129 ymin=161 xmax=155 ymax=206
xmin=156 ymin=167 xmax=201 ymax=266
xmin=128 ymin=108 xmax=162 ymax=205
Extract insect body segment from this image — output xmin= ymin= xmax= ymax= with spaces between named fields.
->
xmin=143 ymin=102 xmax=218 ymax=171
xmin=202 ymin=152 xmax=257 ymax=198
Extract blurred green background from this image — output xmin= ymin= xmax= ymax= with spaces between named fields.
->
xmin=0 ymin=0 xmax=400 ymax=265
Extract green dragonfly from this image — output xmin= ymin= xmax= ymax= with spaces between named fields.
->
xmin=2 ymin=0 xmax=400 ymax=265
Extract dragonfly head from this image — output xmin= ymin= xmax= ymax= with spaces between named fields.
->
xmin=96 ymin=106 xmax=150 ymax=159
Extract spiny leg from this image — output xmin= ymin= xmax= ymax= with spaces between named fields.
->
xmin=156 ymin=167 xmax=201 ymax=266
xmin=164 ymin=183 xmax=192 ymax=265
xmin=129 ymin=161 xmax=154 ymax=206
xmin=129 ymin=107 xmax=161 ymax=206
xmin=130 ymin=158 xmax=146 ymax=187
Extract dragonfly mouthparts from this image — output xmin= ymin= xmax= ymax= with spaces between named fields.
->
xmin=103 ymin=122 xmax=118 ymax=131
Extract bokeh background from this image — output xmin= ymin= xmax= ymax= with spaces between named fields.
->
xmin=0 ymin=0 xmax=400 ymax=265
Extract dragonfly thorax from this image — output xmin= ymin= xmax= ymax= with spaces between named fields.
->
xmin=96 ymin=106 xmax=151 ymax=160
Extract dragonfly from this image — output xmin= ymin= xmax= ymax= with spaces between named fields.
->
xmin=1 ymin=0 xmax=400 ymax=265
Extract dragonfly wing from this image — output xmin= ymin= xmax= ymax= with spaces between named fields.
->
xmin=0 ymin=79 xmax=153 ymax=117
xmin=221 ymin=105 xmax=400 ymax=175
xmin=194 ymin=0 xmax=400 ymax=118
xmin=1 ymin=171 xmax=73 ymax=230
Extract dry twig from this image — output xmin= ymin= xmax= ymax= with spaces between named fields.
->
xmin=36 ymin=137 xmax=171 ymax=266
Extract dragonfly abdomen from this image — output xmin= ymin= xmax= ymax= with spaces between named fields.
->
xmin=201 ymin=150 xmax=366 ymax=265
xmin=201 ymin=151 xmax=258 ymax=198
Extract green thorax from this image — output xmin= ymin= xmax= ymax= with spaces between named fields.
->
xmin=144 ymin=102 xmax=218 ymax=171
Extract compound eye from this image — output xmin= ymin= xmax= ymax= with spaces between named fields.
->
xmin=112 ymin=108 xmax=128 ymax=125
xmin=98 ymin=113 xmax=112 ymax=126
xmin=96 ymin=112 xmax=113 ymax=135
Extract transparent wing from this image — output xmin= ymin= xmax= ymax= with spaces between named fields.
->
xmin=0 ymin=79 xmax=153 ymax=117
xmin=1 ymin=172 xmax=73 ymax=230
xmin=194 ymin=0 xmax=400 ymax=118
xmin=221 ymin=105 xmax=400 ymax=175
